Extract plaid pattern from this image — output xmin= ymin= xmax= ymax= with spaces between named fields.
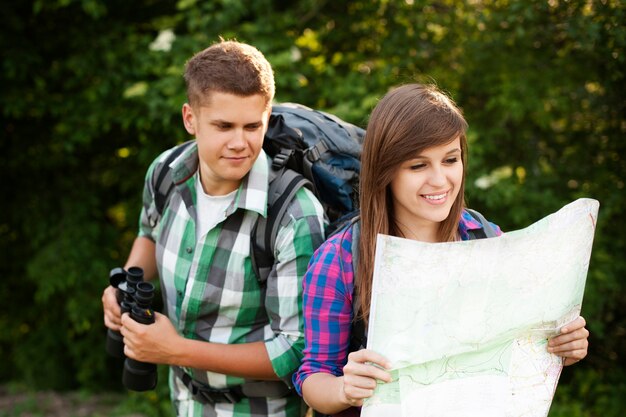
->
xmin=139 ymin=143 xmax=325 ymax=417
xmin=293 ymin=211 xmax=502 ymax=396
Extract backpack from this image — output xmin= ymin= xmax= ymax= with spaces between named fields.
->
xmin=347 ymin=208 xmax=499 ymax=352
xmin=151 ymin=102 xmax=365 ymax=285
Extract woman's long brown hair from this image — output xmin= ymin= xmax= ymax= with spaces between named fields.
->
xmin=357 ymin=84 xmax=469 ymax=324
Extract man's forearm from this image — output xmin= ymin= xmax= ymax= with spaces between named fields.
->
xmin=174 ymin=339 xmax=279 ymax=380
xmin=124 ymin=236 xmax=158 ymax=280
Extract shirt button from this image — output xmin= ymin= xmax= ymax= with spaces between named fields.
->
xmin=177 ymin=290 xmax=183 ymax=297
xmin=186 ymin=247 xmax=192 ymax=254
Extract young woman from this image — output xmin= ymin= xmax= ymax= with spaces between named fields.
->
xmin=292 ymin=84 xmax=590 ymax=416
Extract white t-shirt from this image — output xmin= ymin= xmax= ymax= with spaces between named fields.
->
xmin=194 ymin=171 xmax=237 ymax=241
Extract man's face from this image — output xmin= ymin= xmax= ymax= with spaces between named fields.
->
xmin=182 ymin=92 xmax=270 ymax=195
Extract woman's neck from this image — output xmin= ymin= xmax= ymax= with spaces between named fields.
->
xmin=395 ymin=221 xmax=439 ymax=243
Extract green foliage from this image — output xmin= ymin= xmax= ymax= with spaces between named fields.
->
xmin=550 ymin=367 xmax=626 ymax=416
xmin=1 ymin=0 xmax=624 ymax=415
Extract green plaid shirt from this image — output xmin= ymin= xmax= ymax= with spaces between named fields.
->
xmin=139 ymin=143 xmax=325 ymax=417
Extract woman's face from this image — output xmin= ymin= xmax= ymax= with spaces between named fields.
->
xmin=389 ymin=137 xmax=463 ymax=241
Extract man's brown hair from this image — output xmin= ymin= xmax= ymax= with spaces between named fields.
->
xmin=184 ymin=39 xmax=275 ymax=108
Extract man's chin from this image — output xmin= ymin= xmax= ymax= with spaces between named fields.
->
xmin=221 ymin=170 xmax=252 ymax=185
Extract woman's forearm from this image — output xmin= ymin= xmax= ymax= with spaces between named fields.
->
xmin=302 ymin=372 xmax=350 ymax=414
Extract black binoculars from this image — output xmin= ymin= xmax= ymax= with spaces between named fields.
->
xmin=105 ymin=266 xmax=158 ymax=391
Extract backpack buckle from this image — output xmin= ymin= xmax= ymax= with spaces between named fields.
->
xmin=193 ymin=384 xmax=243 ymax=404
xmin=272 ymin=149 xmax=294 ymax=170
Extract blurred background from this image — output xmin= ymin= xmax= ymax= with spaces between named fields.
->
xmin=1 ymin=0 xmax=624 ymax=416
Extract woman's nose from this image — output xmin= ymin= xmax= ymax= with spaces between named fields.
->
xmin=428 ymin=165 xmax=447 ymax=186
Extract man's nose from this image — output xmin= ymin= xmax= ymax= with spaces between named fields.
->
xmin=227 ymin=129 xmax=246 ymax=150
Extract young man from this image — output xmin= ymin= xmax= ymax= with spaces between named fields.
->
xmin=102 ymin=40 xmax=326 ymax=417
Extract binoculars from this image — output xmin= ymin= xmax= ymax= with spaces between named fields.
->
xmin=105 ymin=266 xmax=158 ymax=392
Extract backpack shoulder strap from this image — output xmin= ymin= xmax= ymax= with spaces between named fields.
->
xmin=347 ymin=221 xmax=368 ymax=352
xmin=250 ymin=167 xmax=313 ymax=285
xmin=465 ymin=208 xmax=498 ymax=239
xmin=153 ymin=141 xmax=195 ymax=217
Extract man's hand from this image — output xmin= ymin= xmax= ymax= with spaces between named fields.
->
xmin=102 ymin=285 xmax=122 ymax=331
xmin=121 ymin=311 xmax=183 ymax=365
xmin=548 ymin=316 xmax=589 ymax=366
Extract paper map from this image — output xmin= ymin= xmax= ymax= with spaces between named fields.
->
xmin=362 ymin=198 xmax=599 ymax=417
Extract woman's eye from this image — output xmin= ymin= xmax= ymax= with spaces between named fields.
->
xmin=444 ymin=157 xmax=459 ymax=164
xmin=410 ymin=163 xmax=427 ymax=170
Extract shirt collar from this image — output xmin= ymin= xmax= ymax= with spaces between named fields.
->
xmin=229 ymin=149 xmax=269 ymax=217
xmin=458 ymin=209 xmax=484 ymax=241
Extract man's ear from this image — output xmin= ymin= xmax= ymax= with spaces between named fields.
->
xmin=182 ymin=103 xmax=196 ymax=135
xmin=263 ymin=105 xmax=272 ymax=133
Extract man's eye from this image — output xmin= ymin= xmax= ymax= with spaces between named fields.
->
xmin=245 ymin=125 xmax=262 ymax=131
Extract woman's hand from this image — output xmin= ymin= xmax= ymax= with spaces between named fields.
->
xmin=339 ymin=349 xmax=393 ymax=407
xmin=548 ymin=316 xmax=589 ymax=366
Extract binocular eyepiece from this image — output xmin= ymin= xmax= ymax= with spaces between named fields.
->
xmin=105 ymin=266 xmax=158 ymax=392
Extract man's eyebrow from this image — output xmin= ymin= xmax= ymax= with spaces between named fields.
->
xmin=209 ymin=119 xmax=263 ymax=126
